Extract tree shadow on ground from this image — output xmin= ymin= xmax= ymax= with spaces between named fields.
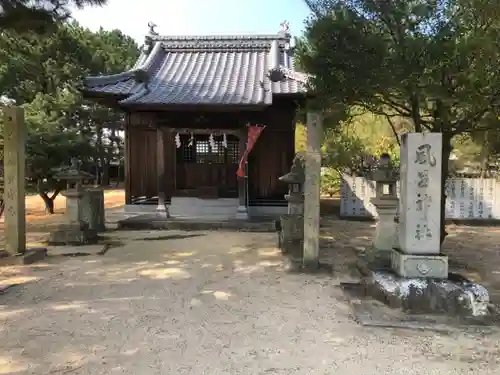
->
xmin=0 ymin=229 xmax=315 ymax=374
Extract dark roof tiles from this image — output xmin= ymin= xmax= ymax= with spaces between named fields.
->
xmin=83 ymin=33 xmax=307 ymax=106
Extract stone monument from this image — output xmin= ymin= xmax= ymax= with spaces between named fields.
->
xmin=392 ymin=133 xmax=448 ymax=278
xmin=3 ymin=106 xmax=26 ymax=256
xmin=49 ymin=159 xmax=99 ymax=245
xmin=360 ymin=133 xmax=493 ymax=319
xmin=367 ymin=154 xmax=399 ymax=268
xmin=278 ymin=155 xmax=305 ymax=260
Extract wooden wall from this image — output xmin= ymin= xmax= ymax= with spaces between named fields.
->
xmin=248 ymin=100 xmax=296 ymax=204
xmin=125 ymin=99 xmax=297 ymax=205
xmin=127 ymin=126 xmax=157 ymax=201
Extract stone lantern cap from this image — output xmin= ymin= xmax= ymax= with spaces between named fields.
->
xmin=279 ymin=155 xmax=305 ymax=184
xmin=54 ymin=158 xmax=94 ymax=182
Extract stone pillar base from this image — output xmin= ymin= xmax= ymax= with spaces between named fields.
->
xmin=363 ymin=247 xmax=392 ymax=269
xmin=391 ymin=248 xmax=448 ymax=278
xmin=49 ymin=223 xmax=98 ymax=246
xmin=236 ymin=206 xmax=249 ymax=220
xmin=156 ymin=205 xmax=170 ymax=218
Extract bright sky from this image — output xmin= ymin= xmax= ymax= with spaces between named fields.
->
xmin=72 ymin=0 xmax=311 ymax=45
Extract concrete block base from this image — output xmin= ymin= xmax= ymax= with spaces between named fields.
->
xmin=363 ymin=270 xmax=491 ymax=317
xmin=235 ymin=206 xmax=249 ymax=220
xmin=0 ymin=247 xmax=48 ymax=265
xmin=391 ymin=248 xmax=448 ymax=278
xmin=363 ymin=247 xmax=392 ymax=270
xmin=49 ymin=223 xmax=98 ymax=246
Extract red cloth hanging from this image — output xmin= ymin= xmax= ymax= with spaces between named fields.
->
xmin=237 ymin=124 xmax=266 ymax=178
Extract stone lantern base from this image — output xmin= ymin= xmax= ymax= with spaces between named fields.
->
xmin=364 ymin=196 xmax=398 ymax=268
xmin=48 ymin=188 xmax=99 ymax=245
xmin=49 ymin=223 xmax=98 ymax=245
xmin=279 ymin=214 xmax=304 ymax=259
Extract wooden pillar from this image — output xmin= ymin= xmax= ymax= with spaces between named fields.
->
xmin=156 ymin=126 xmax=169 ymax=217
xmin=124 ymin=116 xmax=131 ymax=205
xmin=3 ymin=107 xmax=26 ymax=255
xmin=303 ymin=111 xmax=323 ymax=269
xmin=236 ymin=128 xmax=249 ymax=219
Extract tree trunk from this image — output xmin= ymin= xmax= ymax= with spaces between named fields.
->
xmin=37 ymin=181 xmax=61 ymax=215
xmin=96 ymin=125 xmax=104 ymax=185
xmin=440 ymin=134 xmax=453 ymax=246
xmin=40 ymin=193 xmax=55 ymax=214
xmin=102 ymin=158 xmax=110 ymax=186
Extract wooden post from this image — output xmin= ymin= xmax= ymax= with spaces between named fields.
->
xmin=236 ymin=128 xmax=249 ymax=219
xmin=303 ymin=111 xmax=323 ymax=269
xmin=156 ymin=126 xmax=169 ymax=217
xmin=124 ymin=116 xmax=131 ymax=205
xmin=3 ymin=106 xmax=26 ymax=255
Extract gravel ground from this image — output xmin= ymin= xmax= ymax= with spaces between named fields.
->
xmin=1 ymin=229 xmax=500 ymax=375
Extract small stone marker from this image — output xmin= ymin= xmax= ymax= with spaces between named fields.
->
xmin=392 ymin=133 xmax=448 ymax=278
xmin=3 ymin=106 xmax=26 ymax=255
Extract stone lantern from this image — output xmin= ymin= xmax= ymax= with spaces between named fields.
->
xmin=367 ymin=153 xmax=399 ymax=268
xmin=277 ymin=155 xmax=305 ymax=258
xmin=49 ymin=159 xmax=99 ymax=245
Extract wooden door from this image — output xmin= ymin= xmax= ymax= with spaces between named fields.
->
xmin=175 ymin=134 xmax=238 ymax=198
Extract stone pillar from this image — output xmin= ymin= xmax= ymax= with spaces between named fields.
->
xmin=392 ymin=133 xmax=448 ymax=278
xmin=236 ymin=128 xmax=249 ymax=219
xmin=156 ymin=127 xmax=169 ymax=218
xmin=3 ymin=107 xmax=26 ymax=255
xmin=303 ymin=111 xmax=323 ymax=269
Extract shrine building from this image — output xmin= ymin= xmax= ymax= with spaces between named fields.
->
xmin=81 ymin=22 xmax=308 ymax=219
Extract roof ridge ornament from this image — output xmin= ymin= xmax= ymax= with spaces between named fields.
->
xmin=147 ymin=21 xmax=159 ymax=36
xmin=144 ymin=21 xmax=159 ymax=53
xmin=280 ymin=21 xmax=289 ymax=33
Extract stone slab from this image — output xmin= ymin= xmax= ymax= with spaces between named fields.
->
xmin=341 ymin=282 xmax=499 ymax=332
xmin=117 ymin=215 xmax=276 ymax=232
xmin=46 ymin=244 xmax=108 ymax=257
xmin=362 ymin=270 xmax=493 ymax=317
xmin=391 ymin=248 xmax=448 ymax=278
xmin=0 ymin=247 xmax=48 ymax=265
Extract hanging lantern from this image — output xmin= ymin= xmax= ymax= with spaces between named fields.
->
xmin=175 ymin=133 xmax=181 ymax=148
xmin=222 ymin=133 xmax=228 ymax=148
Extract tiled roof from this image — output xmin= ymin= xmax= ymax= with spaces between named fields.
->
xmin=83 ymin=31 xmax=308 ymax=106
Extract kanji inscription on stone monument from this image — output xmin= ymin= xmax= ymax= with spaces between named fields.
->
xmin=398 ymin=133 xmax=442 ymax=254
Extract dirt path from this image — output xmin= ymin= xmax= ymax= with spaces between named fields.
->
xmin=0 ymin=229 xmax=499 ymax=374
xmin=318 ymin=218 xmax=500 ymax=305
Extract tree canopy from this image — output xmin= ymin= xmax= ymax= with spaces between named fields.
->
xmin=299 ymin=0 xmax=500 ymax=243
xmin=0 ymin=0 xmax=107 ymax=33
xmin=0 ymin=22 xmax=139 ymax=213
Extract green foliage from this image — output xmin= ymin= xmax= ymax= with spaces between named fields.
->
xmin=299 ymin=0 xmax=500 ymax=136
xmin=0 ymin=21 xmax=139 ymax=212
xmin=300 ymin=0 xmax=500 ymax=243
xmin=0 ymin=0 xmax=107 ymax=34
